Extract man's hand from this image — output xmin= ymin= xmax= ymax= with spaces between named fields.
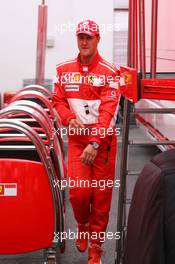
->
xmin=80 ymin=144 xmax=98 ymax=165
xmin=69 ymin=119 xmax=85 ymax=129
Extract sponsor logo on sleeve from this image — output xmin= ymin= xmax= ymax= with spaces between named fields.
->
xmin=0 ymin=183 xmax=17 ymax=197
xmin=0 ymin=184 xmax=4 ymax=195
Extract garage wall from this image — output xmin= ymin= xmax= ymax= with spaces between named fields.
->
xmin=145 ymin=0 xmax=175 ymax=72
xmin=0 ymin=0 xmax=114 ymax=91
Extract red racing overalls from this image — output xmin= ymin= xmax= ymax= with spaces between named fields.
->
xmin=52 ymin=52 xmax=120 ymax=245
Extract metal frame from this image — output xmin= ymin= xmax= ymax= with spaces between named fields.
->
xmin=0 ymin=118 xmax=65 ymax=263
xmin=35 ymin=0 xmax=47 ymax=86
xmin=0 ymin=120 xmax=59 ymax=240
xmin=8 ymin=90 xmax=63 ymax=150
xmin=0 ymin=101 xmax=66 ymax=224
xmin=10 ymin=100 xmax=52 ymax=127
xmin=8 ymin=100 xmax=65 ymax=179
xmin=150 ymin=0 xmax=158 ymax=78
xmin=10 ymin=90 xmax=55 ymax=118
xmin=0 ymin=105 xmax=53 ymax=143
xmin=115 ymin=0 xmax=175 ymax=263
xmin=19 ymin=85 xmax=52 ymax=99
xmin=0 ymin=102 xmax=65 ymax=187
xmin=9 ymin=96 xmax=63 ymax=150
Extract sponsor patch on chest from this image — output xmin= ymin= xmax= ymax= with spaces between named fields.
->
xmin=62 ymin=72 xmax=82 ymax=84
xmin=65 ymin=85 xmax=79 ymax=91
xmin=106 ymin=90 xmax=118 ymax=98
xmin=109 ymin=81 xmax=119 ymax=89
xmin=88 ymin=74 xmax=105 ymax=86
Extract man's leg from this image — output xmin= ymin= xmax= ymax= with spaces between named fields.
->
xmin=68 ymin=135 xmax=92 ymax=224
xmin=68 ymin=159 xmax=92 ymax=224
xmin=87 ymin=136 xmax=116 ymax=263
xmin=89 ymin=135 xmax=117 ymax=246
xmin=67 ymin=136 xmax=92 ymax=252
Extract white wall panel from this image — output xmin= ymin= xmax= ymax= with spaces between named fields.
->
xmin=0 ymin=0 xmax=114 ymax=91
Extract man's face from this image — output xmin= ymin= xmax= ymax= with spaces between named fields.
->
xmin=77 ymin=33 xmax=100 ymax=58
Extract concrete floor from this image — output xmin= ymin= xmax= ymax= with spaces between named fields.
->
xmin=0 ymin=125 xmax=160 ymax=264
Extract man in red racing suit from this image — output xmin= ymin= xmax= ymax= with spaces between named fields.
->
xmin=52 ymin=20 xmax=120 ymax=264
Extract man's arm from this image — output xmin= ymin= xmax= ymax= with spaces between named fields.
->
xmin=52 ymin=70 xmax=76 ymax=126
xmin=88 ymin=71 xmax=120 ymax=144
xmin=81 ymin=70 xmax=120 ymax=165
